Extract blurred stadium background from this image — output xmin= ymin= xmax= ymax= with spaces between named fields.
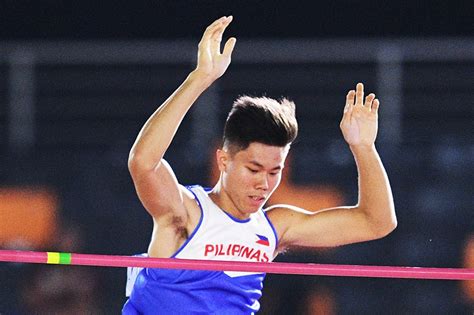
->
xmin=0 ymin=1 xmax=473 ymax=314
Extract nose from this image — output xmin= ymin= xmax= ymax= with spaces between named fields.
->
xmin=255 ymin=173 xmax=269 ymax=191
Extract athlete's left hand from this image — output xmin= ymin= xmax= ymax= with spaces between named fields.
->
xmin=339 ymin=83 xmax=379 ymax=147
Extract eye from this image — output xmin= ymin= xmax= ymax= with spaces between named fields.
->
xmin=269 ymin=171 xmax=280 ymax=176
xmin=247 ymin=167 xmax=258 ymax=173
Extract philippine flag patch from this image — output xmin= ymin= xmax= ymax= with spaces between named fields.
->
xmin=256 ymin=234 xmax=270 ymax=246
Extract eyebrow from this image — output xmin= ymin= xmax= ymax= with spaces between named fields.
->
xmin=249 ymin=160 xmax=282 ymax=171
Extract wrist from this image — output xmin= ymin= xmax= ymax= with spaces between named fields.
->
xmin=188 ymin=70 xmax=216 ymax=89
xmin=349 ymin=144 xmax=377 ymax=155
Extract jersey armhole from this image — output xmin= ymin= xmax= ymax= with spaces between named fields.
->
xmin=170 ymin=186 xmax=205 ymax=258
xmin=262 ymin=209 xmax=279 ymax=253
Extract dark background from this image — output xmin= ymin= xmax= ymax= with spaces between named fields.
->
xmin=0 ymin=0 xmax=473 ymax=40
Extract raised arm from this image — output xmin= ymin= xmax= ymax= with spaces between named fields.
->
xmin=268 ymin=83 xmax=397 ymax=249
xmin=128 ymin=16 xmax=236 ymax=219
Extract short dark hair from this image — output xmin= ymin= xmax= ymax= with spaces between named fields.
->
xmin=223 ymin=95 xmax=298 ymax=154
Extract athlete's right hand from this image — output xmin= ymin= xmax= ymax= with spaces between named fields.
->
xmin=193 ymin=16 xmax=236 ymax=84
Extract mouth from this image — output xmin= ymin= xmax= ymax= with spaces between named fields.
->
xmin=249 ymin=195 xmax=266 ymax=205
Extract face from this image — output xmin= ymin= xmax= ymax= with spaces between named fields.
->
xmin=216 ymin=142 xmax=290 ymax=218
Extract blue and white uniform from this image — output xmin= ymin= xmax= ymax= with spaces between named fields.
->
xmin=123 ymin=185 xmax=278 ymax=314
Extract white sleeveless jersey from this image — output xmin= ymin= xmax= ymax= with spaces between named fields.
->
xmin=123 ymin=185 xmax=279 ymax=314
xmin=174 ymin=185 xmax=277 ymax=276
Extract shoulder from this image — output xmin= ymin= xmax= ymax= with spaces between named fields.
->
xmin=183 ymin=184 xmax=211 ymax=195
xmin=264 ymin=203 xmax=312 ymax=226
xmin=263 ymin=204 xmax=312 ymax=244
xmin=182 ymin=185 xmax=211 ymax=205
xmin=180 ymin=185 xmax=204 ymax=222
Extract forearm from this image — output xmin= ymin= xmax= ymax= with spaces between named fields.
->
xmin=129 ymin=71 xmax=213 ymax=169
xmin=351 ymin=144 xmax=397 ymax=234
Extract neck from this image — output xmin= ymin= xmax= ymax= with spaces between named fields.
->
xmin=209 ymin=181 xmax=250 ymax=220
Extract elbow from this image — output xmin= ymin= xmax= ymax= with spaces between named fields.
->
xmin=128 ymin=151 xmax=142 ymax=173
xmin=367 ymin=207 xmax=397 ymax=240
xmin=128 ymin=151 xmax=161 ymax=175
xmin=387 ymin=205 xmax=398 ymax=233
xmin=379 ymin=219 xmax=397 ymax=238
xmin=374 ymin=213 xmax=398 ymax=239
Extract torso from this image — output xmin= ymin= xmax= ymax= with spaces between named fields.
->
xmin=149 ymin=185 xmax=278 ymax=262
xmin=126 ymin=185 xmax=279 ymax=314
xmin=176 ymin=185 xmax=277 ymax=263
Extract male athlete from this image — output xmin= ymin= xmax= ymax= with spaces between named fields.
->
xmin=123 ymin=16 xmax=397 ymax=314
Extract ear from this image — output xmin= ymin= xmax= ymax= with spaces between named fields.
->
xmin=216 ymin=149 xmax=229 ymax=172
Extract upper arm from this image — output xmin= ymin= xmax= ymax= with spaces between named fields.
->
xmin=128 ymin=158 xmax=192 ymax=220
xmin=266 ymin=204 xmax=388 ymax=249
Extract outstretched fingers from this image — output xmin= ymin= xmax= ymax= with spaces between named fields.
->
xmin=355 ymin=82 xmax=364 ymax=106
xmin=222 ymin=37 xmax=237 ymax=58
xmin=344 ymin=89 xmax=356 ymax=114
xmin=371 ymin=98 xmax=380 ymax=113
xmin=199 ymin=16 xmax=228 ymax=48
xmin=210 ymin=16 xmax=233 ymax=54
xmin=364 ymin=93 xmax=376 ymax=110
xmin=341 ymin=89 xmax=355 ymax=126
